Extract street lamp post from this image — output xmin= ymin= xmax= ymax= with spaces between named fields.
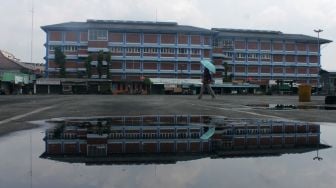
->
xmin=314 ymin=29 xmax=323 ymax=94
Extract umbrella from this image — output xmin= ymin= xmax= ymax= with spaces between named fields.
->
xmin=200 ymin=60 xmax=216 ymax=73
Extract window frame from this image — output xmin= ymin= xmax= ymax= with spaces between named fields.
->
xmin=88 ymin=30 xmax=108 ymax=41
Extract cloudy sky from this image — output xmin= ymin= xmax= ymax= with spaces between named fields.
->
xmin=1 ymin=0 xmax=335 ymax=70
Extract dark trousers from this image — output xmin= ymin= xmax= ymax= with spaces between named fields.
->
xmin=198 ymin=84 xmax=215 ymax=99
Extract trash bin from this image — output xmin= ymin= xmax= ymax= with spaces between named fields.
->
xmin=298 ymin=84 xmax=311 ymax=102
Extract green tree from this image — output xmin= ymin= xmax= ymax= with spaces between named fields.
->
xmin=97 ymin=50 xmax=104 ymax=79
xmin=54 ymin=47 xmax=66 ymax=78
xmin=143 ymin=77 xmax=152 ymax=94
xmin=105 ymin=51 xmax=111 ymax=79
xmin=85 ymin=54 xmax=93 ymax=78
xmin=223 ymin=62 xmax=231 ymax=82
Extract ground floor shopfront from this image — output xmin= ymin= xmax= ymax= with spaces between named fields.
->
xmin=35 ymin=78 xmax=147 ymax=95
xmin=35 ymin=78 xmax=318 ymax=96
xmin=0 ymin=71 xmax=35 ymax=94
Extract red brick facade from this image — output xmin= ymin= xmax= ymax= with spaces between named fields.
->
xmin=272 ymin=42 xmax=283 ymax=51
xmin=49 ymin=31 xmax=62 ymax=41
xmin=109 ymin=32 xmax=123 ymax=42
xmin=65 ymin=32 xmax=77 ymax=41
xmin=88 ymin=41 xmax=108 ymax=48
xmin=80 ymin=32 xmax=88 ymax=42
xmin=161 ymin=34 xmax=175 ymax=44
xmin=247 ymin=41 xmax=258 ymax=50
xmin=178 ymin=34 xmax=188 ymax=44
xmin=126 ymin=33 xmax=140 ymax=43
xmin=144 ymin=34 xmax=157 ymax=43
xmin=235 ymin=41 xmax=245 ymax=49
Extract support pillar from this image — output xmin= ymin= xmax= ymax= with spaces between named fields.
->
xmin=33 ymin=83 xmax=36 ymax=94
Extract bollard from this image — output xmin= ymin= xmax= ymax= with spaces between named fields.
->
xmin=298 ymin=84 xmax=311 ymax=102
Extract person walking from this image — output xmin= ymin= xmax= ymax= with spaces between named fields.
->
xmin=198 ymin=67 xmax=215 ymax=99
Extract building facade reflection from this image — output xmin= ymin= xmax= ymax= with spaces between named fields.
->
xmin=41 ymin=115 xmax=328 ymax=164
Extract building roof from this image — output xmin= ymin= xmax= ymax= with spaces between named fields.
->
xmin=41 ymin=20 xmax=215 ymax=34
xmin=212 ymin=28 xmax=332 ymax=44
xmin=0 ymin=50 xmax=28 ymax=71
xmin=0 ymin=51 xmax=41 ymax=75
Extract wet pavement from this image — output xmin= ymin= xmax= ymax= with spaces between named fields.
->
xmin=246 ymin=104 xmax=336 ymax=110
xmin=0 ymin=122 xmax=335 ymax=188
xmin=1 ymin=95 xmax=336 ymax=136
xmin=1 ymin=95 xmax=336 ymax=187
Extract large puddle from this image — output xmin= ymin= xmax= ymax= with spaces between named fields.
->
xmin=247 ymin=104 xmax=336 ymax=110
xmin=0 ymin=116 xmax=336 ymax=188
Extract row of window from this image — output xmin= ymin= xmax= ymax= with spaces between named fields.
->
xmin=109 ymin=132 xmax=200 ymax=139
xmin=49 ymin=45 xmax=203 ymax=55
xmin=49 ymin=45 xmax=78 ymax=52
xmin=214 ymin=39 xmax=315 ymax=50
xmin=214 ymin=40 xmax=234 ymax=48
xmin=89 ymin=30 xmax=108 ymax=41
xmin=87 ymin=30 xmax=211 ymax=43
xmin=222 ymin=128 xmax=271 ymax=135
xmin=111 ymin=47 xmax=201 ymax=54
xmin=47 ymin=133 xmax=77 ymax=139
xmin=234 ymin=53 xmax=271 ymax=60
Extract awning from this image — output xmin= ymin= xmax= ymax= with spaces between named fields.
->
xmin=149 ymin=78 xmax=202 ymax=85
xmin=36 ymin=78 xmax=61 ymax=85
xmin=211 ymin=83 xmax=260 ymax=88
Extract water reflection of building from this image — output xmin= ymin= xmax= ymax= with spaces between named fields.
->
xmin=41 ymin=115 xmax=325 ymax=164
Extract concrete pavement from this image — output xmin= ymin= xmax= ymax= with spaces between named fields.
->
xmin=0 ymin=94 xmax=335 ymax=136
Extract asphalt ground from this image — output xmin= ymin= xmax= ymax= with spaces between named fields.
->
xmin=0 ymin=94 xmax=335 ymax=136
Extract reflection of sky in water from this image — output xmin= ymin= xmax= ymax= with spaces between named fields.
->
xmin=0 ymin=123 xmax=336 ymax=188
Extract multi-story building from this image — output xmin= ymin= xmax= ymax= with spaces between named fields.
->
xmin=41 ymin=20 xmax=213 ymax=94
xmin=41 ymin=20 xmax=331 ymax=94
xmin=212 ymin=28 xmax=331 ymax=90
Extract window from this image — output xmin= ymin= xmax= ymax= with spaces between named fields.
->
xmin=178 ymin=48 xmax=188 ymax=54
xmin=248 ymin=53 xmax=258 ymax=60
xmin=214 ymin=39 xmax=233 ymax=48
xmin=151 ymin=133 xmax=156 ymax=138
xmin=214 ymin=39 xmax=219 ymax=48
xmin=49 ymin=46 xmax=59 ymax=51
xmin=47 ymin=133 xmax=54 ymax=139
xmin=64 ymin=45 xmax=77 ymax=52
xmin=88 ymin=30 xmax=108 ymax=41
xmin=223 ymin=52 xmax=233 ymax=58
xmin=191 ymin=49 xmax=200 ymax=55
xmin=110 ymin=47 xmax=122 ymax=53
xmin=126 ymin=47 xmax=140 ymax=53
xmin=260 ymin=54 xmax=271 ymax=60
xmin=144 ymin=48 xmax=158 ymax=53
xmin=236 ymin=53 xmax=245 ymax=59
xmin=223 ymin=40 xmax=233 ymax=47
xmin=160 ymin=48 xmax=175 ymax=54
